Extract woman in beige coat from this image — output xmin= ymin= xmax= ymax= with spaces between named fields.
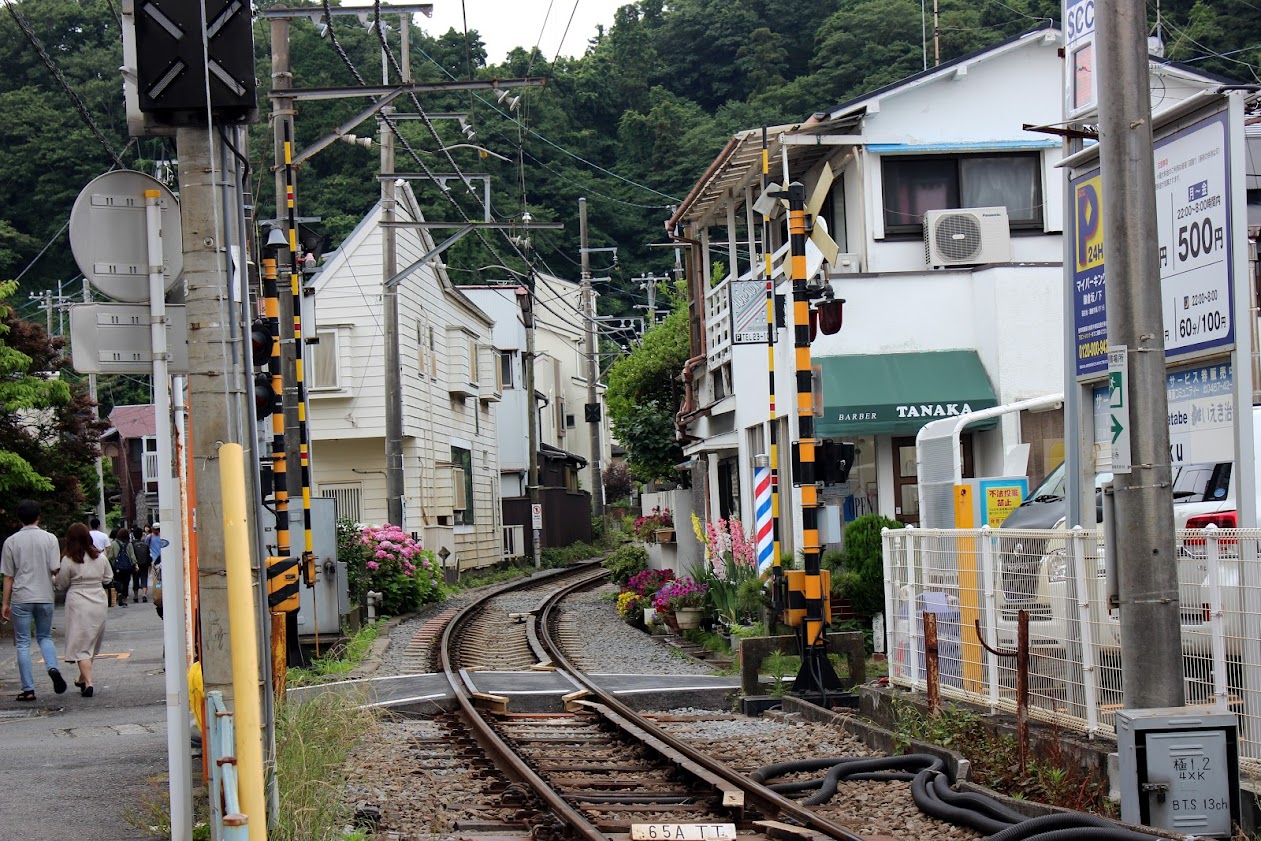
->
xmin=55 ymin=523 xmax=111 ymax=697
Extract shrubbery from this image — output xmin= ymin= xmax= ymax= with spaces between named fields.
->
xmin=338 ymin=521 xmax=446 ymax=616
xmin=540 ymin=541 xmax=601 ymax=567
xmin=834 ymin=514 xmax=902 ymax=617
xmin=603 ymin=543 xmax=649 ymax=584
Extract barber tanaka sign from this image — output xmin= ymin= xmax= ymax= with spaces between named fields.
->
xmin=896 ymin=403 xmax=975 ymax=419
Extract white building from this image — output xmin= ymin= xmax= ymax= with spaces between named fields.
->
xmin=304 ymin=186 xmax=502 ymax=572
xmin=669 ymin=24 xmax=1224 ymax=552
xmin=465 ymin=274 xmax=613 ymax=555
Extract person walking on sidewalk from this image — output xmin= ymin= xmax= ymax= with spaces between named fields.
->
xmin=130 ymin=525 xmax=152 ymax=603
xmin=111 ymin=527 xmax=135 ymax=607
xmin=55 ymin=523 xmax=111 ymax=698
xmin=1 ymin=500 xmax=68 ymax=702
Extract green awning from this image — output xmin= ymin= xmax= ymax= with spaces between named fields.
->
xmin=816 ymin=351 xmax=998 ymax=437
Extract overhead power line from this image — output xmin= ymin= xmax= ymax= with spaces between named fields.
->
xmin=5 ymin=2 xmax=126 ymax=168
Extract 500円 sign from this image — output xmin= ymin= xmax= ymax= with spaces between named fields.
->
xmin=1070 ymin=104 xmax=1238 ymax=378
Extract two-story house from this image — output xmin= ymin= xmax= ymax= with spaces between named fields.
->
xmin=669 ymin=24 xmax=1225 ymax=553
xmin=465 ymin=274 xmax=613 ymax=557
xmin=101 ymin=403 xmax=159 ymax=527
xmin=304 ymin=185 xmax=502 ymax=573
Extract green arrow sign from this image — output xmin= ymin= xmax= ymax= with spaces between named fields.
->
xmin=1111 ymin=414 xmax=1124 ymax=444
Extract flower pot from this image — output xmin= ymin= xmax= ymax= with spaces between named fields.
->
xmin=675 ymin=607 xmax=704 ymax=630
xmin=654 ymin=528 xmax=676 ymax=543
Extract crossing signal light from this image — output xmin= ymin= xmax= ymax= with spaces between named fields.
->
xmin=251 ymin=320 xmax=273 ymax=367
xmin=251 ymin=320 xmax=274 ymax=367
xmin=254 ymin=373 xmax=276 ymax=420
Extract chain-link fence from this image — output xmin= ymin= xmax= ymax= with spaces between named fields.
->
xmin=883 ymin=526 xmax=1261 ymax=772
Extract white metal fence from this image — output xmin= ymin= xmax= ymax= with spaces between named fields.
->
xmin=883 ymin=526 xmax=1261 ymax=771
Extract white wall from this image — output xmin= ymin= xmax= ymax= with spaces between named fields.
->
xmin=307 ymin=195 xmax=502 ymax=570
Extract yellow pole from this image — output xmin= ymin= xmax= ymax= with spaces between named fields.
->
xmin=954 ymin=484 xmax=984 ymax=690
xmin=221 ymin=443 xmax=267 ymax=841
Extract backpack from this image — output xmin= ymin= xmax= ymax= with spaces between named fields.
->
xmin=135 ymin=539 xmax=152 ymax=568
xmin=115 ymin=542 xmax=134 ymax=573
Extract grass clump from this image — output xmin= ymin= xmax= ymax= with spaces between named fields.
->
xmin=891 ymin=699 xmax=1113 ymax=815
xmin=287 ymin=623 xmax=380 ymax=687
xmin=271 ymin=693 xmax=380 ymax=841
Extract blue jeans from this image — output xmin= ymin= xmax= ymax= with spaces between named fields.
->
xmin=11 ymin=602 xmax=58 ymax=692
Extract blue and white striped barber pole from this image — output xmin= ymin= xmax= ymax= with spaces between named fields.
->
xmin=755 ymin=464 xmax=773 ymax=573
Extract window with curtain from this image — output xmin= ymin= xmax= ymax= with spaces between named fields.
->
xmin=882 ymin=152 xmax=1043 ymax=234
xmin=307 ymin=330 xmax=340 ymax=390
xmin=451 ymin=446 xmax=474 ymax=524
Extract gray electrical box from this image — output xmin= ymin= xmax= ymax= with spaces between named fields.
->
xmin=259 ymin=497 xmax=348 ymax=637
xmin=1116 ymin=707 xmax=1239 ymax=837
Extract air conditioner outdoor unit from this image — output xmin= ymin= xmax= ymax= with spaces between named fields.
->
xmin=923 ymin=206 xmax=1011 ymax=267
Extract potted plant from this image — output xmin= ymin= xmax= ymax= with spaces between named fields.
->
xmin=632 ymin=506 xmax=674 ymax=543
xmin=653 ymin=576 xmax=708 ymax=630
xmin=616 ymin=591 xmax=646 ymax=627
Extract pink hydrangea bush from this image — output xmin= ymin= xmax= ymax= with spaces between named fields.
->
xmin=356 ymin=523 xmax=445 ymax=615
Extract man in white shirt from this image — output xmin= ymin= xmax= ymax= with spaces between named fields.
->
xmin=2 ymin=499 xmax=67 ymax=701
xmin=89 ymin=517 xmax=110 ymax=554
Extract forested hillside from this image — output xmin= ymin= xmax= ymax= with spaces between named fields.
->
xmin=1 ymin=0 xmax=1256 ymax=319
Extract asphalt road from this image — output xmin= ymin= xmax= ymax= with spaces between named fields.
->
xmin=0 ymin=597 xmax=176 ymax=841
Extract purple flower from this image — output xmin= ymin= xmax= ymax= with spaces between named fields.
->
xmin=366 ymin=560 xmax=379 ymax=571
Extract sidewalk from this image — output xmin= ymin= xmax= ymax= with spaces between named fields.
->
xmin=0 ymin=596 xmax=173 ymax=841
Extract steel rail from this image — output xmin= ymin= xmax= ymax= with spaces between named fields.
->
xmin=438 ymin=563 xmax=607 ymax=841
xmin=536 ymin=571 xmax=870 ymax=841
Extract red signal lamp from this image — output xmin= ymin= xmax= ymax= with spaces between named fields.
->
xmin=817 ymin=294 xmax=845 ymax=336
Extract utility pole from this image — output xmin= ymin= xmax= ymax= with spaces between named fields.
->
xmin=579 ymin=199 xmax=604 ymax=516
xmin=933 ymin=0 xmax=941 ymax=67
xmin=1097 ymin=0 xmax=1184 ymax=708
xmin=382 ymin=18 xmax=405 ymax=528
xmin=635 ymin=273 xmax=658 ymax=325
xmin=524 ymin=281 xmax=542 ymax=568
xmin=83 ymin=280 xmax=106 ymax=522
xmin=180 ymin=125 xmax=249 ymax=824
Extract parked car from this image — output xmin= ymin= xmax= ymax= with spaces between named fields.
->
xmin=994 ymin=423 xmax=1246 ymax=654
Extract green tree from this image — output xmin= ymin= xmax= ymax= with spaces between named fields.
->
xmin=605 ymin=303 xmax=689 ymax=484
xmin=0 ymin=280 xmax=105 ymax=539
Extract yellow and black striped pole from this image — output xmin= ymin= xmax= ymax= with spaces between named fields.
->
xmin=262 ymin=257 xmax=299 ymax=698
xmin=761 ymin=128 xmax=784 ymax=621
xmin=786 ymin=181 xmax=842 ymax=696
xmin=284 ymin=123 xmax=319 ymax=655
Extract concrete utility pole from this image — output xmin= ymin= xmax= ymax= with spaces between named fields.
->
xmin=382 ymin=18 xmax=405 ymax=527
xmin=524 ymin=281 xmax=542 ymax=567
xmin=83 ymin=280 xmax=106 ymax=523
xmin=579 ymin=198 xmax=604 ymax=516
xmin=1097 ymin=0 xmax=1185 ymax=708
xmin=180 ymin=126 xmax=251 ymax=712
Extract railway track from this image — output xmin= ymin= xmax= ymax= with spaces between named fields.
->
xmin=429 ymin=562 xmax=869 ymax=841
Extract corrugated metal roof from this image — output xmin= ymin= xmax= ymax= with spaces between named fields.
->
xmin=108 ymin=404 xmax=155 ymax=440
xmin=669 ymin=114 xmax=863 ymax=230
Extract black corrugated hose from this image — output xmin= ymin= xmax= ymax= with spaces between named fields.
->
xmin=750 ymin=754 xmax=1163 ymax=841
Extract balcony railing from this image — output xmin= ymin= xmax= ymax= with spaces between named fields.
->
xmin=705 ymin=276 xmax=731 ymax=368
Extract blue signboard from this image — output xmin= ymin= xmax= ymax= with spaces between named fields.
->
xmin=1092 ymin=360 xmax=1234 ymax=466
xmin=1071 ymin=109 xmax=1234 ymax=378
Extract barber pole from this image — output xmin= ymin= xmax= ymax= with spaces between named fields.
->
xmin=754 ymin=459 xmax=774 ymax=573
